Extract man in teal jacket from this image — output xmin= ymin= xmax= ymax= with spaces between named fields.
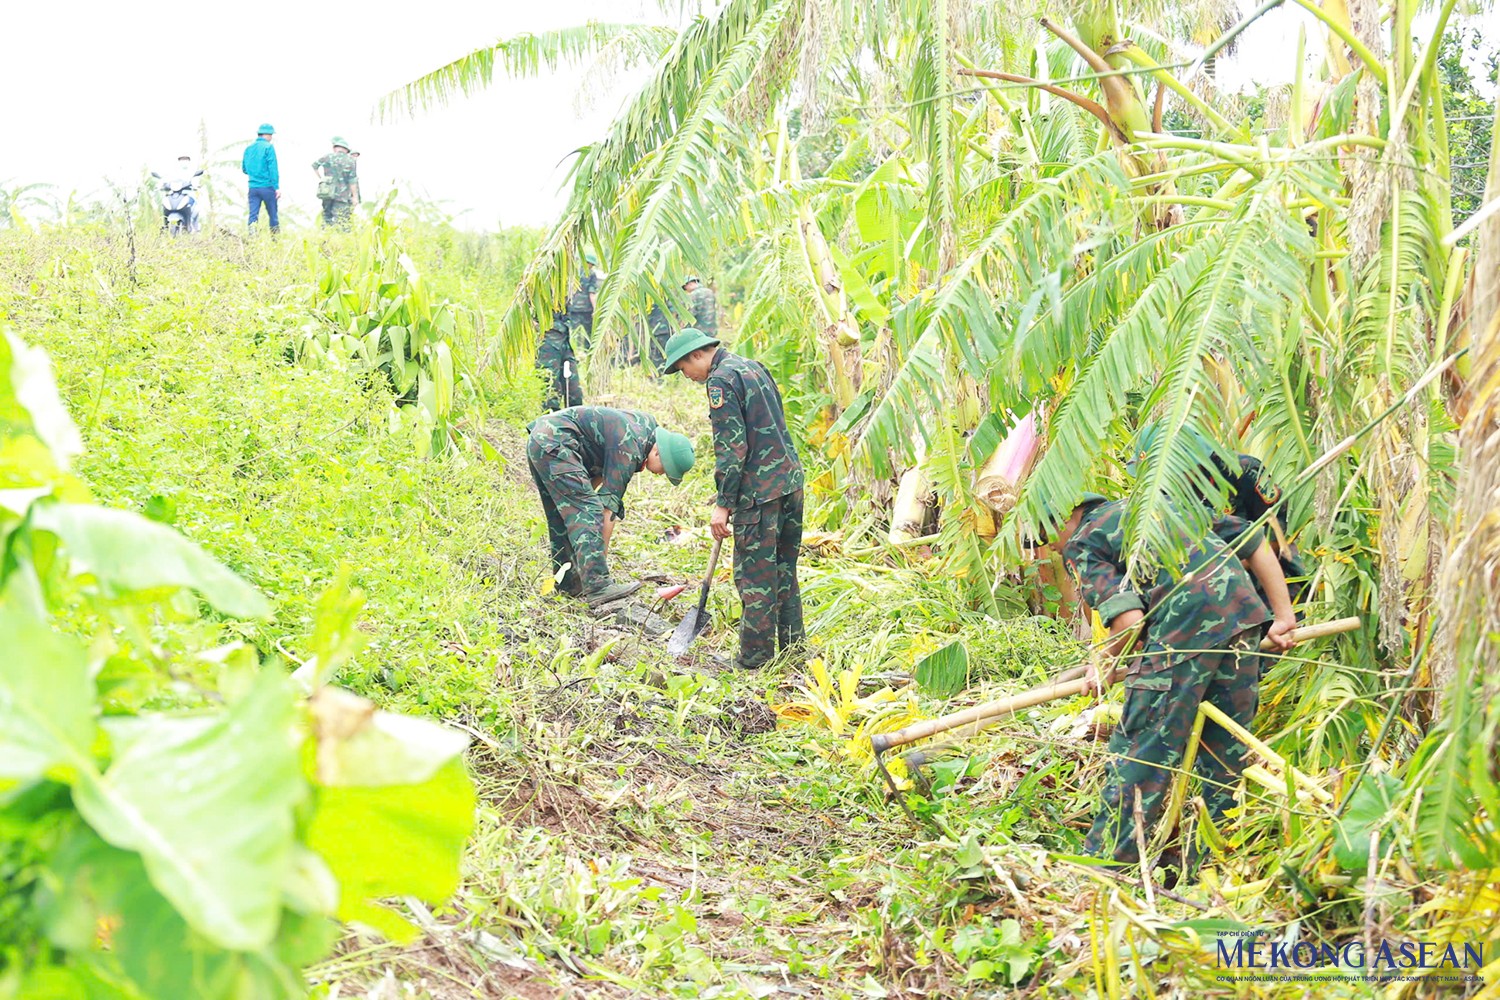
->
xmin=241 ymin=124 xmax=280 ymax=233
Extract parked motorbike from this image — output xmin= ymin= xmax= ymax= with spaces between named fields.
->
xmin=150 ymin=169 xmax=203 ymax=235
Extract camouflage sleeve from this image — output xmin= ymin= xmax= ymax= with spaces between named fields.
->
xmin=312 ymin=154 xmax=328 ymax=171
xmin=597 ymin=455 xmax=633 ymax=520
xmin=1067 ymin=537 xmax=1144 ymax=626
xmin=707 ymin=374 xmax=747 ymax=510
xmin=1211 ymin=513 xmax=1266 ymax=560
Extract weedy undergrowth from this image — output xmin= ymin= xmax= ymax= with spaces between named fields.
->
xmin=0 ymin=326 xmax=476 ymax=998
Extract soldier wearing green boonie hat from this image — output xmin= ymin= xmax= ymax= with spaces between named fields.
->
xmin=681 ymin=275 xmax=718 ymax=337
xmin=1128 ymin=420 xmax=1307 ymax=612
xmin=526 ymin=406 xmax=694 ymax=609
xmin=664 ymin=329 xmax=805 ymax=669
xmin=312 ymin=136 xmax=359 ymax=228
xmin=1025 ymin=482 xmax=1297 ymax=879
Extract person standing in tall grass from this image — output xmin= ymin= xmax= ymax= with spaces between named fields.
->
xmin=241 ymin=123 xmax=279 ymax=233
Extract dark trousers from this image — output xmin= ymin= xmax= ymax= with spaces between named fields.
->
xmin=731 ymin=489 xmax=805 ymax=669
xmin=321 ymin=199 xmax=353 ymax=227
xmin=248 ymin=187 xmax=279 ymax=231
xmin=536 ymin=330 xmax=583 ymax=412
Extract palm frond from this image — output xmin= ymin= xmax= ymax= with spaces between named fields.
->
xmin=378 ymin=23 xmax=677 ymax=121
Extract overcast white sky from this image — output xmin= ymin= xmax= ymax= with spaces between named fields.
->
xmin=2 ymin=2 xmax=1487 ymax=229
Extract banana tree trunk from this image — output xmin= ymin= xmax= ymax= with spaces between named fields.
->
xmin=796 ymin=206 xmax=860 ymax=409
xmin=890 ymin=464 xmax=934 ymax=544
xmin=974 ymin=410 xmax=1042 ymax=516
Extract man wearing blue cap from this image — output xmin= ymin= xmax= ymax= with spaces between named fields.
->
xmin=241 ymin=124 xmax=280 ymax=233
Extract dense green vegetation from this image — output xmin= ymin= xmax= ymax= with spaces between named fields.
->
xmin=2 ymin=0 xmax=1497 ymax=995
xmin=2 ymin=193 xmax=1495 ymax=996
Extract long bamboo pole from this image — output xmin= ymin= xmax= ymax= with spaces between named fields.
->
xmin=870 ymin=617 xmax=1361 ymax=754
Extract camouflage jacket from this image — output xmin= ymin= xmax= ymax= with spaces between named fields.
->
xmin=312 ymin=151 xmax=358 ymax=202
xmin=646 ymin=300 xmax=675 ymax=337
xmin=527 ymin=407 xmax=657 ymax=519
xmin=567 ymin=272 xmax=599 ymax=322
xmin=689 ymin=285 xmax=718 ymax=335
xmin=705 ymin=349 xmax=803 ymax=512
xmin=1063 ymin=499 xmax=1269 ymax=688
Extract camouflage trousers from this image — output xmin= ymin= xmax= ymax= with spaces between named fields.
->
xmin=527 ymin=436 xmax=609 ymax=595
xmin=1085 ymin=630 xmax=1260 ymax=863
xmin=732 ymin=490 xmax=805 ymax=669
xmin=567 ymin=314 xmax=593 ymax=351
xmin=535 ymin=329 xmax=582 ymax=412
xmin=320 ymin=199 xmax=353 ymax=228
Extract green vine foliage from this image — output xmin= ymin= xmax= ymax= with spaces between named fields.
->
xmin=0 ymin=326 xmax=475 ymax=998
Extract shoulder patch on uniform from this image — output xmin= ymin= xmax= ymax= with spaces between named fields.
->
xmin=707 ymin=384 xmax=725 ymax=408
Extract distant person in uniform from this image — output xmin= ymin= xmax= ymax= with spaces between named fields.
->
xmin=312 ymin=137 xmax=359 ymax=228
xmin=566 ymin=253 xmax=601 ymax=350
xmin=682 ymin=276 xmax=718 ymax=337
xmin=645 ymin=295 xmax=677 ymax=371
xmin=241 ymin=123 xmax=279 ymax=233
xmin=536 ymin=310 xmax=583 ymax=412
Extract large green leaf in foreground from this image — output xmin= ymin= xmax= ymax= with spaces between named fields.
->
xmin=307 ymin=756 xmax=475 ymax=942
xmin=0 ymin=593 xmax=93 ymax=783
xmin=29 ymin=503 xmax=272 ymax=618
xmin=72 ymin=674 xmax=304 ymax=951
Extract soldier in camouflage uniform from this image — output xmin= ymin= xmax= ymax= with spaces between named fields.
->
xmin=1129 ymin=423 xmax=1310 ymax=665
xmin=1032 ymin=493 xmax=1297 ymax=865
xmin=536 ymin=311 xmax=582 ymax=411
xmin=682 ymin=276 xmax=718 ymax=337
xmin=527 ymin=407 xmax=695 ymax=608
xmin=644 ymin=298 xmax=676 ymax=371
xmin=312 ymin=137 xmax=359 ymax=228
xmin=662 ymin=329 xmax=805 ymax=668
xmin=567 ymin=254 xmax=602 ymax=350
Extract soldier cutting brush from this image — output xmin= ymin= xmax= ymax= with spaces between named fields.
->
xmin=1029 ymin=493 xmax=1297 ymax=872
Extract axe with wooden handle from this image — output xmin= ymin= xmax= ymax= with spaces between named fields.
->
xmin=872 ymin=616 xmax=1362 ymax=758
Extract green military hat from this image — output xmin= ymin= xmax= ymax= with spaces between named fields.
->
xmin=257 ymin=123 xmax=276 ymax=135
xmin=584 ymin=251 xmax=599 ymax=266
xmin=1026 ymin=490 xmax=1109 ymax=545
xmin=682 ymin=275 xmax=701 ymax=287
xmin=1127 ymin=420 xmax=1216 ymax=476
xmin=331 ymin=136 xmax=351 ymax=149
xmin=659 ymin=328 xmax=720 ymax=375
xmin=654 ymin=428 xmax=695 ymax=485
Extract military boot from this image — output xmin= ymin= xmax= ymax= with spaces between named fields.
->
xmin=585 ymin=580 xmax=643 ymax=609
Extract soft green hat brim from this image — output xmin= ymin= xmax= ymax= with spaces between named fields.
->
xmin=660 ymin=328 xmax=720 ymax=375
xmin=1127 ymin=421 xmax=1216 ymax=476
xmin=331 ymin=136 xmax=350 ymax=148
xmin=654 ymin=428 xmax=695 ymax=485
xmin=1026 ymin=491 xmax=1109 ymax=545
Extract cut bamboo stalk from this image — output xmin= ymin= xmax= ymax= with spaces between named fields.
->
xmin=1199 ymin=701 xmax=1334 ymax=803
xmin=871 ymin=617 xmax=1362 ymax=753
